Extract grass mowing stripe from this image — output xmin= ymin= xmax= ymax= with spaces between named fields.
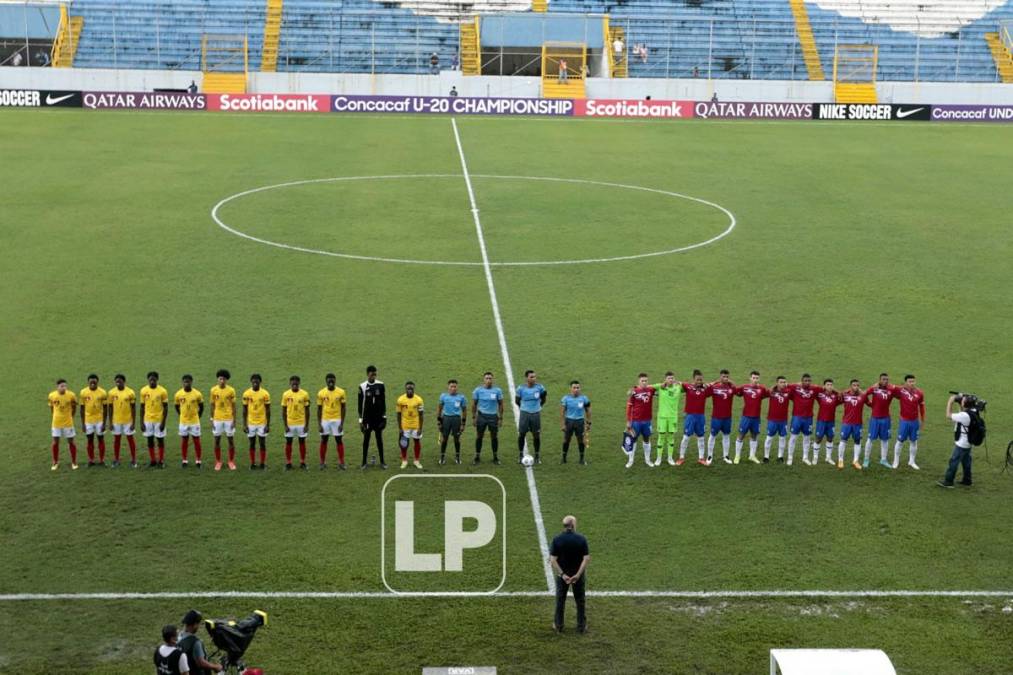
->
xmin=451 ymin=117 xmax=555 ymax=592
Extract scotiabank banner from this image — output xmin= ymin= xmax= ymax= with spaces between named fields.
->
xmin=332 ymin=94 xmax=574 ymax=116
xmin=812 ymin=103 xmax=933 ymax=121
xmin=0 ymin=89 xmax=81 ymax=108
xmin=83 ymin=91 xmax=206 ymax=110
xmin=575 ymin=98 xmax=693 ymax=118
xmin=694 ymin=101 xmax=812 ymax=119
xmin=208 ymin=93 xmax=331 ymax=113
xmin=931 ymin=104 xmax=1013 ymax=122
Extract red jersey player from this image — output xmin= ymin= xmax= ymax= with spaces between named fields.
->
xmin=814 ymin=379 xmax=843 ymax=467
xmin=787 ymin=373 xmax=820 ymax=466
xmin=678 ymin=369 xmax=711 ymax=466
xmin=840 ymin=379 xmax=872 ymax=469
xmin=625 ymin=373 xmax=656 ymax=468
xmin=865 ymin=373 xmax=899 ymax=469
xmin=707 ymin=370 xmax=736 ymax=465
xmin=734 ymin=370 xmax=768 ymax=464
xmin=893 ymin=374 xmax=926 ymax=470
xmin=763 ymin=376 xmax=791 ymax=463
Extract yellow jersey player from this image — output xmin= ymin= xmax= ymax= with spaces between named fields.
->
xmin=107 ymin=373 xmax=137 ymax=467
xmin=79 ymin=373 xmax=108 ymax=466
xmin=174 ymin=374 xmax=204 ymax=468
xmin=242 ymin=373 xmax=271 ymax=470
xmin=48 ymin=378 xmax=78 ymax=470
xmin=396 ymin=381 xmax=425 ymax=470
xmin=281 ymin=375 xmax=311 ymax=470
xmin=317 ymin=373 xmax=347 ymax=470
xmin=139 ymin=371 xmax=169 ymax=468
xmin=210 ymin=368 xmax=238 ymax=471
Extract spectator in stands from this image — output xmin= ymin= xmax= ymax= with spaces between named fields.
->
xmin=451 ymin=53 xmax=460 ymax=70
xmin=187 ymin=81 xmax=198 ymax=94
xmin=637 ymin=44 xmax=648 ymax=64
xmin=430 ymin=52 xmax=440 ymax=74
xmin=449 ymin=86 xmax=458 ymax=97
xmin=612 ymin=36 xmax=624 ymax=62
xmin=558 ymin=59 xmax=568 ymax=83
xmin=710 ymin=92 xmax=718 ymax=102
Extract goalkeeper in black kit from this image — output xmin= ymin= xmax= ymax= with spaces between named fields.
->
xmin=358 ymin=365 xmax=387 ymax=469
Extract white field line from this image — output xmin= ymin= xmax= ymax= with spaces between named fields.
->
xmin=2 ymin=590 xmax=1012 ymax=602
xmin=210 ymin=174 xmax=736 ymax=267
xmin=451 ymin=117 xmax=555 ymax=593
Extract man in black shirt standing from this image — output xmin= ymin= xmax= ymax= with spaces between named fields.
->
xmin=358 ymin=365 xmax=387 ymax=469
xmin=549 ymin=514 xmax=590 ymax=633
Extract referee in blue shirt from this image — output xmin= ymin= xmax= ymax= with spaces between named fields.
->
xmin=515 ymin=370 xmax=547 ymax=464
xmin=550 ymin=515 xmax=590 ymax=633
xmin=560 ymin=380 xmax=591 ymax=464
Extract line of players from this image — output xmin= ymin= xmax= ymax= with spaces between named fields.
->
xmin=624 ymin=369 xmax=926 ymax=470
xmin=44 ymin=367 xmax=592 ymax=471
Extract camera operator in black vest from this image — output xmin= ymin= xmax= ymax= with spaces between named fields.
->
xmin=938 ymin=394 xmax=975 ymax=488
xmin=154 ymin=624 xmax=189 ymax=675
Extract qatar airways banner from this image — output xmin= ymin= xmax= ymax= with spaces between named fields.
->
xmin=694 ymin=101 xmax=812 ymax=119
xmin=931 ymin=104 xmax=1013 ymax=122
xmin=331 ymin=94 xmax=575 ymax=116
xmin=208 ymin=93 xmax=331 ymax=113
xmin=82 ymin=91 xmax=206 ymax=110
xmin=575 ymin=98 xmax=693 ymax=118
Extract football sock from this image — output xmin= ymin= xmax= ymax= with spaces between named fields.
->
xmin=127 ymin=435 xmax=136 ymax=460
xmin=259 ymin=447 xmax=266 ymax=464
xmin=517 ymin=436 xmax=525 ymax=454
xmin=113 ymin=435 xmax=121 ymax=461
xmin=320 ymin=440 xmax=328 ymax=464
xmin=98 ymin=438 xmax=106 ymax=462
xmin=706 ymin=435 xmax=716 ymax=458
xmin=227 ymin=448 xmax=235 ymax=463
xmin=853 ymin=443 xmax=861 ymax=463
xmin=722 ymin=435 xmax=730 ymax=459
xmin=666 ymin=434 xmax=675 ymax=459
xmin=400 ymin=445 xmax=408 ymax=461
xmin=696 ymin=437 xmax=705 ymax=459
xmin=148 ymin=446 xmax=156 ymax=463
xmin=51 ymin=440 xmax=59 ymax=464
xmin=193 ymin=437 xmax=203 ymax=462
xmin=679 ymin=435 xmax=690 ymax=459
xmin=414 ymin=439 xmax=421 ymax=461
xmin=285 ymin=441 xmax=293 ymax=464
xmin=298 ymin=439 xmax=306 ymax=462
xmin=489 ymin=435 xmax=497 ymax=455
xmin=337 ymin=441 xmax=345 ymax=464
xmin=862 ymin=441 xmax=871 ymax=464
xmin=249 ymin=447 xmax=256 ymax=464
xmin=734 ymin=439 xmax=743 ymax=460
xmin=653 ymin=433 xmax=663 ymax=462
xmin=157 ymin=445 xmax=165 ymax=463
xmin=778 ymin=437 xmax=786 ymax=459
xmin=181 ymin=438 xmax=190 ymax=461
xmin=880 ymin=440 xmax=889 ymax=461
xmin=642 ymin=442 xmax=652 ymax=463
xmin=802 ymin=436 xmax=811 ymax=461
xmin=749 ymin=439 xmax=758 ymax=457
xmin=533 ymin=435 xmax=540 ymax=455
xmin=909 ymin=441 xmax=918 ymax=464
xmin=475 ymin=436 xmax=483 ymax=454
xmin=893 ymin=441 xmax=902 ymax=465
xmin=214 ymin=447 xmax=222 ymax=464
xmin=763 ymin=437 xmax=772 ymax=459
xmin=788 ymin=434 xmax=798 ymax=461
xmin=838 ymin=441 xmax=846 ymax=462
xmin=86 ymin=438 xmax=95 ymax=462
xmin=68 ymin=440 xmax=78 ymax=464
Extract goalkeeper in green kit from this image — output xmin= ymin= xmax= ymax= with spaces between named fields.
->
xmin=652 ymin=371 xmax=682 ymax=467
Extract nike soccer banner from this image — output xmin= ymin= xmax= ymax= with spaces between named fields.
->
xmin=0 ymin=90 xmax=81 ymax=108
xmin=812 ymin=103 xmax=933 ymax=121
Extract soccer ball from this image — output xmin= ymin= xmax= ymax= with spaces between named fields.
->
xmin=521 ymin=454 xmax=535 ymax=467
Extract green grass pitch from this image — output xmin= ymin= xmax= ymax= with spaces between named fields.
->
xmin=1 ymin=108 xmax=1012 ymax=674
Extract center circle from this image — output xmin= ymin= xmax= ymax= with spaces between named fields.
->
xmin=211 ymin=175 xmax=736 ymax=266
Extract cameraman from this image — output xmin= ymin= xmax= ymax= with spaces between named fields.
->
xmin=178 ymin=610 xmax=224 ymax=674
xmin=938 ymin=394 xmax=973 ymax=488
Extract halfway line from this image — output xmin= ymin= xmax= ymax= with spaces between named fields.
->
xmin=450 ymin=117 xmax=554 ymax=593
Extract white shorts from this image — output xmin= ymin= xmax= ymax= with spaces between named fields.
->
xmin=112 ymin=423 xmax=134 ymax=436
xmin=285 ymin=425 xmax=307 ymax=439
xmin=320 ymin=419 xmax=344 ymax=437
xmin=401 ymin=428 xmax=422 ymax=440
xmin=178 ymin=424 xmax=201 ymax=437
xmin=84 ymin=422 xmax=105 ymax=435
xmin=212 ymin=420 xmax=235 ymax=437
xmin=51 ymin=426 xmax=76 ymax=439
xmin=142 ymin=421 xmax=166 ymax=438
xmin=247 ymin=424 xmax=268 ymax=438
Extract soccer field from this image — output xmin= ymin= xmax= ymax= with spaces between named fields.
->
xmin=1 ymin=108 xmax=1012 ymax=674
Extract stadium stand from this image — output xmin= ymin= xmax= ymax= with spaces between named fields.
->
xmin=50 ymin=0 xmax=1013 ymax=81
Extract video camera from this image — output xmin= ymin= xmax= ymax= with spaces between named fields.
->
xmin=949 ymin=391 xmax=988 ymax=412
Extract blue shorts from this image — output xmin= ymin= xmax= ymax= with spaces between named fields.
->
xmin=684 ymin=413 xmax=706 ymax=437
xmin=710 ymin=417 xmax=732 ymax=435
xmin=766 ymin=420 xmax=787 ymax=437
xmin=868 ymin=417 xmax=891 ymax=441
xmin=629 ymin=420 xmax=652 ymax=440
xmin=738 ymin=416 xmax=760 ymax=436
xmin=898 ymin=419 xmax=920 ymax=442
xmin=815 ymin=420 xmax=835 ymax=439
xmin=790 ymin=416 xmax=813 ymax=436
xmin=840 ymin=423 xmax=863 ymax=442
